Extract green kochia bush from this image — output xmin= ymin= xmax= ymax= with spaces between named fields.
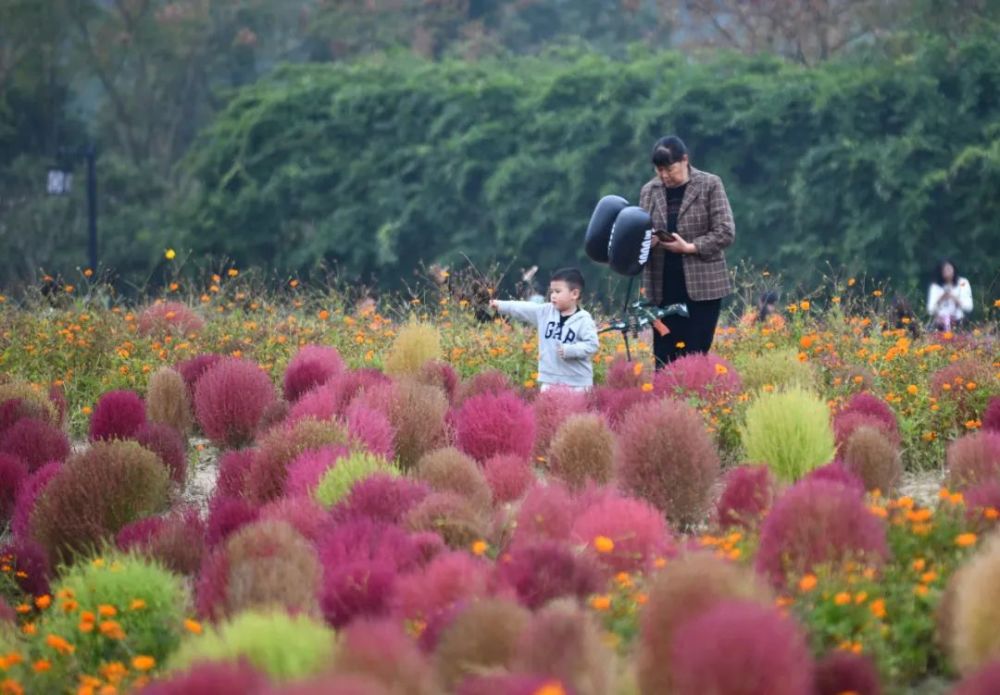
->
xmin=314 ymin=451 xmax=399 ymax=509
xmin=741 ymin=386 xmax=835 ymax=482
xmin=384 ymin=320 xmax=442 ymax=377
xmin=168 ymin=610 xmax=336 ymax=682
xmin=736 ymin=348 xmax=818 ymax=395
xmin=40 ymin=552 xmax=188 ymax=674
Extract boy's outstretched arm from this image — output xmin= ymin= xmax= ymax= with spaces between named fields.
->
xmin=559 ymin=319 xmax=600 ymax=360
xmin=490 ymin=299 xmax=544 ymax=325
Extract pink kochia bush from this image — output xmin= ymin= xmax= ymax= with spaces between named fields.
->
xmin=512 ymin=482 xmax=576 ymax=545
xmin=134 ymin=421 xmax=187 ymax=484
xmin=494 ymin=540 xmax=603 ymax=609
xmin=334 ymin=618 xmax=438 ymax=694
xmin=89 ymin=389 xmax=147 ymax=441
xmin=483 ymin=454 xmax=534 ymax=503
xmin=755 ymin=479 xmax=889 ymax=587
xmin=116 ymin=508 xmax=206 ymax=576
xmin=392 ymin=551 xmax=491 ymax=624
xmin=205 ymin=495 xmax=260 ymax=548
xmin=653 ymin=353 xmax=742 ymax=400
xmin=136 ymin=660 xmax=268 ymax=695
xmin=289 ymin=369 xmax=391 ymax=425
xmin=194 ymin=357 xmax=277 ymax=448
xmin=454 ymin=391 xmax=535 ymax=462
xmin=531 ymin=387 xmax=590 ymax=457
xmin=617 ymin=398 xmax=720 ymax=528
xmin=137 ymin=301 xmax=206 ymax=337
xmin=285 ymin=445 xmax=349 ymax=498
xmin=834 ymin=392 xmax=900 ymax=446
xmin=571 ymin=489 xmax=672 ymax=574
xmin=668 ymin=600 xmax=813 ymax=695
xmin=716 ymin=465 xmax=775 ymax=529
xmin=951 ymin=661 xmax=1000 ymax=695
xmin=317 ymin=519 xmax=422 ymax=627
xmin=346 ymin=402 xmax=395 ymax=460
xmin=0 ymin=417 xmax=70 ymax=471
xmin=176 ymin=353 xmax=224 ymax=399
xmin=0 ymin=453 xmax=28 ymax=520
xmin=803 ymin=460 xmax=866 ymax=495
xmin=283 ymin=345 xmax=345 ymax=402
xmin=590 ymin=386 xmax=654 ymax=431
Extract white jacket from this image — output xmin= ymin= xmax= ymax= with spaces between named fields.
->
xmin=927 ymin=278 xmax=973 ymax=323
xmin=494 ymin=301 xmax=599 ymax=387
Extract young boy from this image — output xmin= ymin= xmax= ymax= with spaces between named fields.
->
xmin=489 ymin=267 xmax=600 ymax=391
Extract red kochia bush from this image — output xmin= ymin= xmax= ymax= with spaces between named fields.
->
xmin=215 ymin=449 xmax=256 ymax=497
xmin=813 ymin=651 xmax=882 ymax=695
xmin=0 ymin=398 xmax=51 ymax=435
xmin=317 ymin=520 xmax=422 ymax=627
xmin=135 ymin=421 xmax=187 ymax=484
xmin=260 ymin=497 xmax=330 ymax=544
xmin=334 ymin=618 xmax=437 ymax=694
xmin=205 ymin=494 xmax=260 ymax=548
xmin=616 ymin=397 xmax=720 ymax=528
xmin=983 ymin=397 xmax=1000 ymax=433
xmin=951 ymin=661 xmax=1000 ymax=695
xmin=946 ymin=431 xmax=1000 ymax=490
xmin=456 ymin=370 xmax=514 ymax=405
xmin=0 ymin=417 xmax=70 ymax=471
xmin=755 ymin=479 xmax=889 ymax=587
xmin=289 ymin=370 xmax=391 ymax=425
xmin=454 ymin=391 xmax=535 ymax=462
xmin=194 ymin=357 xmax=277 ymax=448
xmin=285 ymin=445 xmax=349 ymax=498
xmin=531 ymin=387 xmax=590 ymax=458
xmin=835 ymin=392 xmax=899 ymax=440
xmin=283 ymin=344 xmax=345 ymax=402
xmin=0 ymin=537 xmax=52 ymax=597
xmin=590 ymin=386 xmax=655 ymax=431
xmin=803 ymin=460 xmax=866 ymax=495
xmin=494 ymin=540 xmax=603 ymax=609
xmin=716 ymin=465 xmax=775 ymax=529
xmin=89 ymin=389 xmax=147 ymax=441
xmin=605 ymin=356 xmax=645 ymax=389
xmin=30 ymin=441 xmax=169 ymax=564
xmin=116 ymin=509 xmax=205 ymax=576
xmin=176 ymin=353 xmax=224 ymax=399
xmin=10 ymin=462 xmax=60 ymax=537
xmin=333 ymin=474 xmax=430 ymax=525
xmin=668 ymin=600 xmax=813 ymax=695
xmin=653 ymin=353 xmax=742 ymax=401
xmin=0 ymin=453 xmax=28 ymax=521
xmin=570 ymin=491 xmax=672 ymax=574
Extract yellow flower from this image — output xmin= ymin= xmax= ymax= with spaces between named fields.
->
xmin=714 ymin=363 xmax=729 ymax=375
xmin=834 ymin=592 xmax=851 ymax=606
xmin=641 ymin=382 xmax=653 ymax=393
xmin=227 ymin=268 xmax=239 ymax=278
xmin=799 ymin=300 xmax=810 ymax=311
xmin=183 ymin=618 xmax=203 ymax=635
xmin=97 ymin=604 xmax=117 ymax=618
xmin=130 ymin=599 xmax=146 ymax=611
xmin=593 ymin=536 xmax=615 ymax=553
xmin=44 ymin=634 xmax=75 ymax=655
xmin=675 ymin=341 xmax=686 ymax=349
xmin=869 ymin=599 xmax=887 ymax=619
xmin=798 ymin=574 xmax=818 ymax=592
xmin=471 ymin=540 xmax=488 ymax=556
xmin=533 ymin=681 xmax=568 ymax=695
xmin=854 ymin=592 xmax=868 ymax=604
xmin=132 ymin=655 xmax=156 ymax=672
xmin=164 ymin=248 xmax=176 ymax=260
xmin=956 ymin=533 xmax=978 ymax=547
xmin=906 ymin=384 xmax=918 ymax=395
xmin=32 ymin=659 xmax=51 ymax=673
xmin=847 ymin=277 xmax=856 ymax=287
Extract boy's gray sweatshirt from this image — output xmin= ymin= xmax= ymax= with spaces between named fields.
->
xmin=494 ymin=301 xmax=599 ymax=387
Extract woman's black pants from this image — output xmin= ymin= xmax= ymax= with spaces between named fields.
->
xmin=653 ymin=297 xmax=722 ymax=368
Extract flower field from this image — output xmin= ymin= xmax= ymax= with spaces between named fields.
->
xmin=0 ymin=272 xmax=998 ymax=695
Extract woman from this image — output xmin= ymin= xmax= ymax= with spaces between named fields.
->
xmin=927 ymin=259 xmax=973 ymax=331
xmin=639 ymin=135 xmax=735 ymax=367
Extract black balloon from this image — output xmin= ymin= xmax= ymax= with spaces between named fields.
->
xmin=584 ymin=195 xmax=628 ymax=264
xmin=608 ymin=206 xmax=653 ymax=277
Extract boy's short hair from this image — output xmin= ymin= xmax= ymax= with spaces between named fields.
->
xmin=550 ymin=267 xmax=585 ymax=293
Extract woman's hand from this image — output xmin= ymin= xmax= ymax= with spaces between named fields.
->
xmin=661 ymin=233 xmax=697 ymax=255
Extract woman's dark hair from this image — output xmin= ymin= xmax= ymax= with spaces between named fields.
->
xmin=933 ymin=258 xmax=958 ymax=285
xmin=651 ymin=135 xmax=689 ymax=168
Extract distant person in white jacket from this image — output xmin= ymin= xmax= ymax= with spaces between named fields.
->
xmin=490 ymin=267 xmax=599 ymax=391
xmin=927 ymin=259 xmax=973 ymax=331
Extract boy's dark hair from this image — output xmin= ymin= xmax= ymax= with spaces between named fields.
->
xmin=550 ymin=267 xmax=585 ymax=293
xmin=651 ymin=135 xmax=689 ymax=168
xmin=933 ymin=258 xmax=958 ymax=285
